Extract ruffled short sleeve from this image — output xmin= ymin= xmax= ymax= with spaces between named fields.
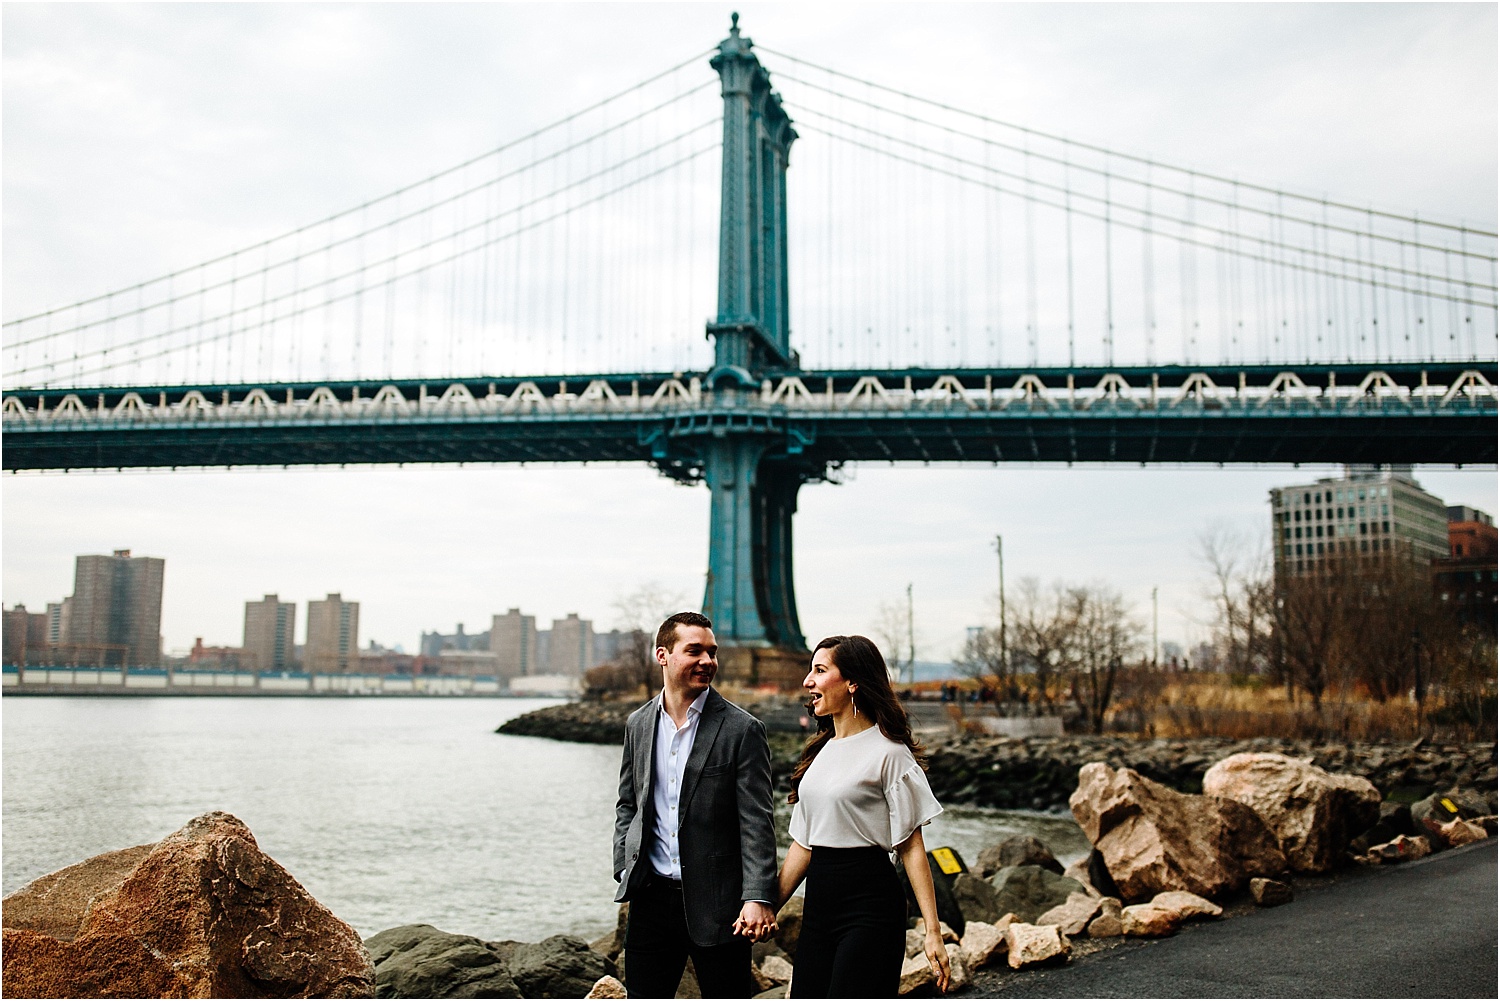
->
xmin=886 ymin=762 xmax=943 ymax=848
xmin=789 ymin=797 xmax=811 ymax=849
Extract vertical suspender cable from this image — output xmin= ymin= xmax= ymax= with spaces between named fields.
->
xmin=1103 ymin=163 xmax=1113 ymax=366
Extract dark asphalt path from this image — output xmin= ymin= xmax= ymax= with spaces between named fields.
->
xmin=966 ymin=839 xmax=1497 ymax=998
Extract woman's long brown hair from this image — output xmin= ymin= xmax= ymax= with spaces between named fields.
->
xmin=787 ymin=634 xmax=926 ymax=804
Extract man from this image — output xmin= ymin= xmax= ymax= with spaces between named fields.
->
xmin=613 ymin=611 xmax=778 ymax=998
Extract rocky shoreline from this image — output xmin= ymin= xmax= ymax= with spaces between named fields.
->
xmin=5 ymin=711 xmax=1493 ymax=998
xmin=497 ymin=700 xmax=1499 ymax=810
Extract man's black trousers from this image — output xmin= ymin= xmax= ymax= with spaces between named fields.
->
xmin=624 ymin=874 xmax=753 ymax=999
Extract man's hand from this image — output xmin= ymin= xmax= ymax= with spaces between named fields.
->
xmin=731 ymin=901 xmax=778 ymax=942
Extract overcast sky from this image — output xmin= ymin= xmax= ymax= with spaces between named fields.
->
xmin=3 ymin=3 xmax=1496 ymax=660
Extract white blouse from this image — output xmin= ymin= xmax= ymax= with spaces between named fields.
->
xmin=788 ymin=725 xmax=943 ymax=851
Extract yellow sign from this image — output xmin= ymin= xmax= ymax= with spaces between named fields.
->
xmin=1440 ymin=797 xmax=1459 ymax=814
xmin=931 ymin=847 xmax=963 ymax=875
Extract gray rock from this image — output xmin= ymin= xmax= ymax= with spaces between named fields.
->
xmin=508 ymin=935 xmax=615 ymax=999
xmin=975 ymin=836 xmax=1064 ymax=879
xmin=365 ymin=924 xmax=522 ymax=999
xmin=988 ymin=865 xmax=1088 ymax=924
xmin=951 ymin=872 xmax=1003 ymax=924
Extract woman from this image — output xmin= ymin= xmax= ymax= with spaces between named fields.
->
xmin=774 ymin=635 xmax=951 ymax=997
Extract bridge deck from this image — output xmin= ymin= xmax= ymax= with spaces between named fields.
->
xmin=4 ymin=365 xmax=1495 ymax=470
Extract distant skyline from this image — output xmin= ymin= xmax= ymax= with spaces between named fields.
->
xmin=3 ymin=4 xmax=1496 ymax=661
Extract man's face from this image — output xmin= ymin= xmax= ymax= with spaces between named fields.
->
xmin=657 ymin=624 xmax=718 ymax=697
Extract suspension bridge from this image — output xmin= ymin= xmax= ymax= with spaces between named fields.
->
xmin=4 ymin=16 xmax=1496 ymax=658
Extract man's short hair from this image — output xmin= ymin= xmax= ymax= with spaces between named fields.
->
xmin=656 ymin=611 xmax=713 ymax=653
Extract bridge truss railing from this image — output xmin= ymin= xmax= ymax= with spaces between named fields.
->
xmin=5 ymin=365 xmax=1495 ymax=428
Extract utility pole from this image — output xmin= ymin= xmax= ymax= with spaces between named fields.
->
xmin=906 ymin=582 xmax=916 ymax=684
xmin=1152 ymin=586 xmax=1159 ymax=668
xmin=995 ymin=535 xmax=1007 ymax=677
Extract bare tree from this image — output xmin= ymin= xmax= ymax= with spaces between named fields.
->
xmin=1198 ymin=523 xmax=1272 ymax=675
xmin=1062 ymin=584 xmax=1143 ymax=734
xmin=870 ymin=596 xmax=915 ymax=682
xmin=1008 ymin=578 xmax=1073 ymax=706
xmin=607 ymin=581 xmax=689 ymax=695
xmin=953 ymin=626 xmax=1005 ymax=684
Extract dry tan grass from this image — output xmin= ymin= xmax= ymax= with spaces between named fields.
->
xmin=1139 ymin=674 xmax=1426 ymax=740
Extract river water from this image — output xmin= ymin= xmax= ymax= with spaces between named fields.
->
xmin=1 ymin=696 xmax=1088 ymax=942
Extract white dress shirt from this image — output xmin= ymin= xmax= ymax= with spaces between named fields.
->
xmin=648 ymin=689 xmax=710 ymax=880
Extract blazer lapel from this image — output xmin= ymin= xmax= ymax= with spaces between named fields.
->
xmin=635 ymin=695 xmax=661 ymax=803
xmin=678 ymin=688 xmax=726 ymax=813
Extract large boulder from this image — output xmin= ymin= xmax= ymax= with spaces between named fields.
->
xmin=1069 ymin=763 xmax=1286 ymax=902
xmin=975 ymin=836 xmax=1064 ymax=878
xmin=988 ymin=865 xmax=1088 ymax=923
xmin=1 ymin=811 xmax=373 ymax=998
xmin=1202 ymin=752 xmax=1380 ymax=872
xmin=950 ymin=872 xmax=1003 ymax=924
xmin=507 ymin=935 xmax=614 ymax=999
xmin=364 ymin=925 xmax=521 ymax=998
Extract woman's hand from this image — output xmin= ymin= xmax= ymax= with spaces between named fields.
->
xmin=925 ymin=929 xmax=951 ymax=993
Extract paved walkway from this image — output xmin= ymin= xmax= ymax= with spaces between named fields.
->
xmin=966 ymin=839 xmax=1496 ymax=998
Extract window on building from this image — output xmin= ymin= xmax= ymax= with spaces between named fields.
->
xmin=1361 ymin=539 xmax=1369 ymax=553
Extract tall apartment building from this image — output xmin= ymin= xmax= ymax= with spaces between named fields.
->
xmin=46 ymin=599 xmax=71 ymax=645
xmin=1434 ymin=506 xmax=1498 ymax=636
xmin=548 ymin=613 xmax=595 ymax=676
xmin=2 ymin=605 xmax=49 ymax=665
xmin=243 ymin=594 xmax=297 ymax=672
xmin=65 ymin=550 xmax=165 ymax=666
xmin=490 ymin=609 xmax=538 ymax=681
xmin=305 ymin=593 xmax=359 ymax=673
xmin=1270 ymin=466 xmax=1449 ymax=577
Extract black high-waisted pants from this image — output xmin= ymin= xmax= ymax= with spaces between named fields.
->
xmin=791 ymin=846 xmax=906 ymax=998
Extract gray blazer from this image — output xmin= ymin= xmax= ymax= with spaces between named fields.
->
xmin=613 ymin=687 xmax=778 ymax=947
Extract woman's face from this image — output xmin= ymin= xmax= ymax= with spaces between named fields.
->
xmin=804 ymin=646 xmax=855 ymax=717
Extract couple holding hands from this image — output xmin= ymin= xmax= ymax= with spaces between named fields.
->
xmin=613 ymin=612 xmax=952 ymax=998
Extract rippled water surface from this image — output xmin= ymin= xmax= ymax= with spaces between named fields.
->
xmin=2 ymin=696 xmax=1088 ymax=941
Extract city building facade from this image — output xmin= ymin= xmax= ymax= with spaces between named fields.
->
xmin=1434 ymin=507 xmax=1498 ymax=636
xmin=65 ymin=550 xmax=166 ymax=666
xmin=2 ymin=605 xmax=48 ymax=665
xmin=243 ymin=594 xmax=297 ymax=672
xmin=45 ymin=599 xmax=71 ymax=645
xmin=490 ymin=609 xmax=539 ymax=680
xmin=305 ymin=593 xmax=360 ymax=673
xmin=1270 ymin=466 xmax=1449 ymax=577
xmin=548 ymin=613 xmax=595 ymax=676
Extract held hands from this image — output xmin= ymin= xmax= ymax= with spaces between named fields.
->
xmin=731 ymin=901 xmax=778 ymax=943
xmin=924 ymin=930 xmax=952 ymax=994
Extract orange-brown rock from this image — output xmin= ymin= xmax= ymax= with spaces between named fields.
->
xmin=1 ymin=811 xmax=374 ymax=998
xmin=1069 ymin=762 xmax=1286 ymax=903
xmin=1436 ymin=817 xmax=1488 ymax=848
xmin=1202 ymin=752 xmax=1381 ymax=873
